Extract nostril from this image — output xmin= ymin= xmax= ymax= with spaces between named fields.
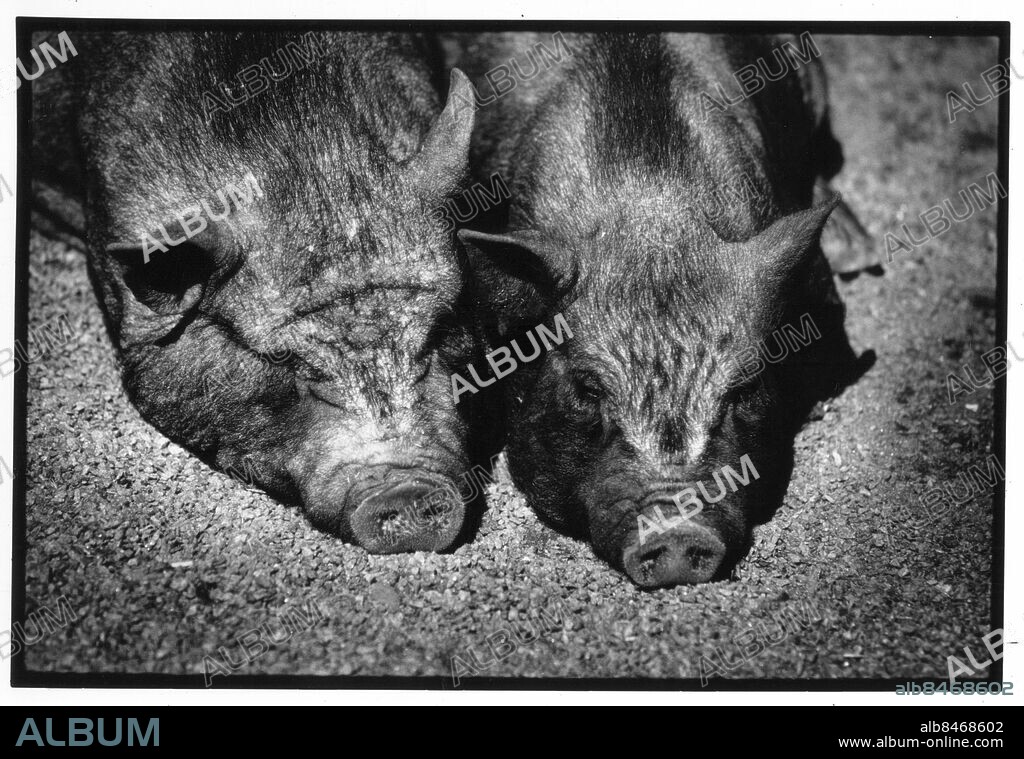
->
xmin=637 ymin=543 xmax=666 ymax=565
xmin=632 ymin=544 xmax=668 ymax=584
xmin=417 ymin=489 xmax=457 ymax=521
xmin=685 ymin=544 xmax=717 ymax=573
xmin=634 ymin=543 xmax=667 ymax=571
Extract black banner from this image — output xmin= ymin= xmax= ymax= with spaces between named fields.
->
xmin=0 ymin=706 xmax=1016 ymax=751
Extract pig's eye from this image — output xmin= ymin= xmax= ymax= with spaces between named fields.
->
xmin=106 ymin=216 xmax=240 ymax=318
xmin=109 ymin=240 xmax=217 ymax=316
xmin=571 ymin=371 xmax=605 ymax=407
xmin=727 ymin=376 xmax=763 ymax=405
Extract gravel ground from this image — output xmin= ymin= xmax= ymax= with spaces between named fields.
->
xmin=19 ymin=34 xmax=1000 ymax=685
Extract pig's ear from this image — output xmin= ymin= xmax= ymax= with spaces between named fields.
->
xmin=458 ymin=228 xmax=576 ymax=330
xmin=747 ymin=193 xmax=841 ymax=281
xmin=406 ymin=68 xmax=476 ymax=202
xmin=104 ymin=220 xmax=237 ymax=318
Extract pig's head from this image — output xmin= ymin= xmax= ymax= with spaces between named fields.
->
xmin=78 ymin=33 xmax=496 ymax=553
xmin=461 ymin=194 xmax=872 ymax=586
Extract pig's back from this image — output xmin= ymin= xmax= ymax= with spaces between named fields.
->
xmin=34 ymin=31 xmax=447 ymax=258
xmin=512 ymin=33 xmax=824 ymax=239
xmin=441 ymin=31 xmax=590 ymax=182
xmin=660 ymin=34 xmax=822 ymax=228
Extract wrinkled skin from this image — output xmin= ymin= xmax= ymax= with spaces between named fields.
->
xmin=32 ymin=31 xmax=503 ymax=552
xmin=447 ymin=33 xmax=875 ymax=586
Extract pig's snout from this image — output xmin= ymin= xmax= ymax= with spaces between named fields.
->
xmin=350 ymin=476 xmax=465 ymax=554
xmin=622 ymin=502 xmax=726 ymax=588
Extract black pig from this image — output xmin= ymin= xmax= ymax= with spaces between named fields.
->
xmin=447 ymin=32 xmax=875 ymax=586
xmin=32 ymin=31 xmax=502 ymax=552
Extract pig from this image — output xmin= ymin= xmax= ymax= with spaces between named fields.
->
xmin=445 ymin=32 xmax=875 ymax=586
xmin=31 ymin=31 xmax=504 ymax=553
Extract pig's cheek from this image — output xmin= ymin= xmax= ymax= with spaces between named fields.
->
xmin=698 ymin=494 xmax=756 ymax=551
xmin=581 ymin=465 xmax=643 ymax=515
xmin=419 ymin=364 xmax=477 ymax=457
